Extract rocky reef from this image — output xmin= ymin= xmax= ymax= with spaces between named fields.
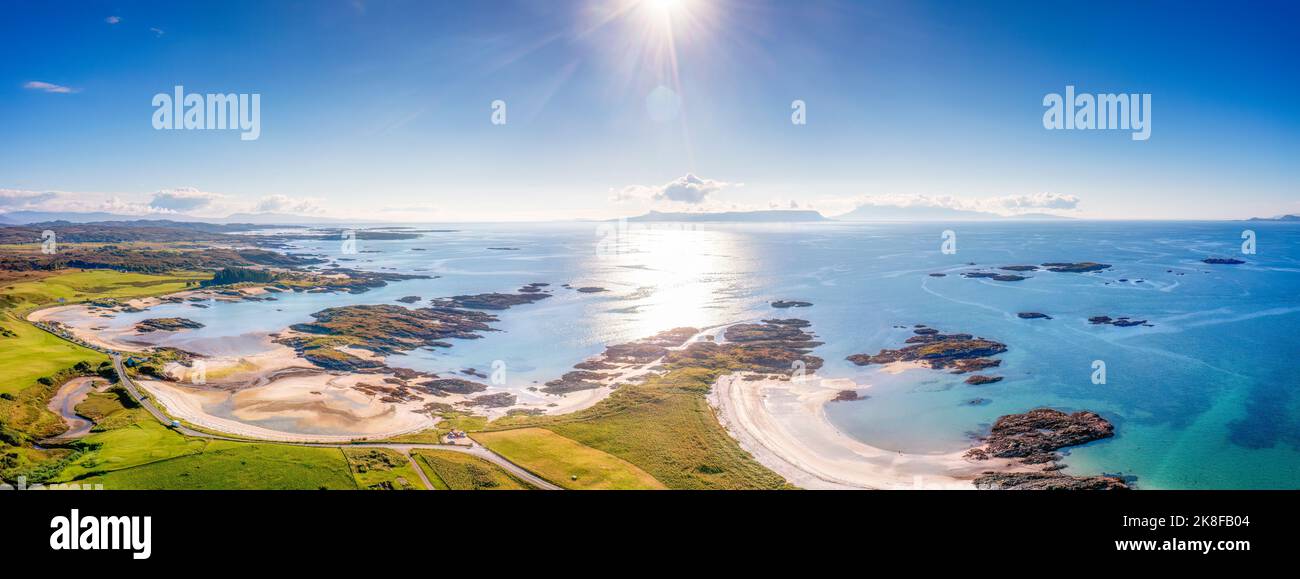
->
xmin=1089 ymin=315 xmax=1151 ymax=327
xmin=460 ymin=392 xmax=517 ymax=408
xmin=964 ymin=375 xmax=1003 ymax=385
xmin=973 ymin=471 xmax=1129 ymax=490
xmin=135 ymin=317 xmax=205 ymax=333
xmin=1202 ymin=257 xmax=1245 ymax=265
xmin=665 ymin=319 xmax=824 ymax=375
xmin=969 ymin=408 xmax=1114 ymax=463
xmin=395 ymin=295 xmax=421 ymax=304
xmin=771 ymin=300 xmax=813 ymax=308
xmin=542 ymin=370 xmax=607 ymax=394
xmin=427 ymin=292 xmax=551 ymax=310
xmin=831 ymin=390 xmax=863 ymax=402
xmin=537 ymin=327 xmax=701 ymax=395
xmin=962 ymin=271 xmax=1027 ymax=282
xmin=846 ymin=327 xmax=1006 ymax=373
xmin=1040 ymin=262 xmax=1111 ymax=273
xmin=966 ymin=408 xmax=1128 ymax=490
xmin=282 ymin=291 xmax=551 ymax=372
xmin=602 ymin=327 xmax=698 ymax=364
xmin=1017 ymin=312 xmax=1052 ymax=320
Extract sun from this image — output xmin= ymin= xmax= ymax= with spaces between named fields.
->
xmin=647 ymin=0 xmax=685 ymax=14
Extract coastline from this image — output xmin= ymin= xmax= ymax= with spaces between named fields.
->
xmin=26 ymin=285 xmax=638 ymax=441
xmin=708 ymin=370 xmax=1026 ymax=489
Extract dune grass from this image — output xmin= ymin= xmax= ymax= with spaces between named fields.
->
xmin=471 ymin=427 xmax=666 ymax=490
xmin=412 ymin=449 xmax=532 ymax=490
xmin=488 ymin=366 xmax=792 ymax=490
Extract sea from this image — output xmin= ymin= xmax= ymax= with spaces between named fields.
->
xmin=53 ymin=220 xmax=1300 ymax=489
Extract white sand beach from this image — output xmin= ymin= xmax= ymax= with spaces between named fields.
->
xmin=708 ymin=371 xmax=1025 ymax=489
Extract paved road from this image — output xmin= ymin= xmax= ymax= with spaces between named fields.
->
xmin=110 ymin=355 xmax=561 ymax=490
xmin=404 ymin=453 xmax=435 ymax=490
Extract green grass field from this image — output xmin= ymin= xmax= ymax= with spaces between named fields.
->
xmin=1 ymin=270 xmax=208 ymax=313
xmin=76 ymin=441 xmax=357 ymax=490
xmin=55 ymin=408 xmax=207 ymax=481
xmin=489 ymin=367 xmax=791 ymax=490
xmin=47 ymin=388 xmax=355 ymax=490
xmin=0 ymin=270 xmax=208 ymax=393
xmin=412 ymin=449 xmax=532 ymax=490
xmin=471 ymin=428 xmax=666 ymax=490
xmin=343 ymin=447 xmax=425 ymax=490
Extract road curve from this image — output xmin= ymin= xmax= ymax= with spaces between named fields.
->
xmin=110 ymin=355 xmax=561 ymax=490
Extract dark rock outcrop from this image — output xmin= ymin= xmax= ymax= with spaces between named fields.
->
xmin=427 ymin=292 xmax=551 ymax=310
xmin=135 ymin=318 xmax=205 ymax=333
xmin=542 ymin=370 xmax=606 ymax=394
xmin=1089 ymin=315 xmax=1149 ymax=327
xmin=965 ymin=375 xmax=1003 ymax=385
xmin=771 ymin=300 xmax=813 ymax=308
xmin=973 ymin=471 xmax=1129 ymax=490
xmin=1040 ymin=262 xmax=1111 ymax=273
xmin=847 ymin=329 xmax=1006 ymax=373
xmin=963 ymin=272 xmax=1028 ymax=282
xmin=831 ymin=390 xmax=863 ymax=402
xmin=1017 ymin=312 xmax=1051 ymax=320
xmin=975 ymin=408 xmax=1114 ymax=463
xmin=460 ymin=392 xmax=517 ymax=408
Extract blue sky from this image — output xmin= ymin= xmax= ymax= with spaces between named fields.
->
xmin=1 ymin=0 xmax=1297 ymax=220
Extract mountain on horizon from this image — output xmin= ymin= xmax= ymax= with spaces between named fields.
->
xmin=624 ymin=209 xmax=828 ymax=222
xmin=1248 ymin=214 xmax=1300 ymax=221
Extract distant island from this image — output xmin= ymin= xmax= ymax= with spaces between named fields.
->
xmin=624 ymin=210 xmax=828 ymax=223
xmin=1248 ymin=214 xmax=1300 ymax=222
xmin=834 ymin=203 xmax=1074 ymax=221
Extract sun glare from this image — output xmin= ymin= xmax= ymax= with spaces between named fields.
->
xmin=647 ymin=0 xmax=685 ymax=16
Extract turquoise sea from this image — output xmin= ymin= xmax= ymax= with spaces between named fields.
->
xmin=76 ymin=221 xmax=1300 ymax=489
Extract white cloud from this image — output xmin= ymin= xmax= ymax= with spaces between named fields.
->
xmin=149 ymin=188 xmax=223 ymax=212
xmin=100 ymin=196 xmax=172 ymax=215
xmin=611 ymin=173 xmax=740 ymax=205
xmin=23 ymin=81 xmax=78 ymax=94
xmin=105 ymin=16 xmax=121 ymax=24
xmin=985 ymin=192 xmax=1080 ymax=211
xmin=255 ymin=194 xmax=324 ymax=214
xmin=0 ymin=189 xmax=57 ymax=209
xmin=150 ymin=27 xmax=165 ymax=37
xmin=832 ymin=192 xmax=1081 ymax=216
xmin=0 ymin=187 xmax=337 ymax=218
